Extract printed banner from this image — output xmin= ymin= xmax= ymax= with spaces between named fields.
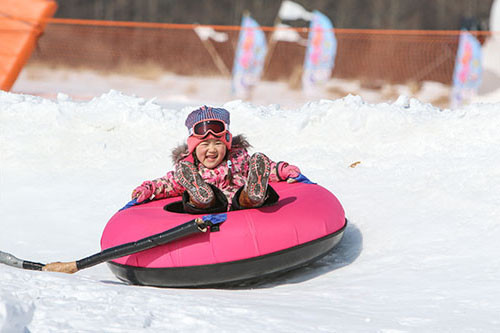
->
xmin=302 ymin=10 xmax=337 ymax=92
xmin=450 ymin=31 xmax=483 ymax=108
xmin=232 ymin=15 xmax=268 ymax=97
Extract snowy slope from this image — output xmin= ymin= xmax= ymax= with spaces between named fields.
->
xmin=1 ymin=89 xmax=500 ymax=332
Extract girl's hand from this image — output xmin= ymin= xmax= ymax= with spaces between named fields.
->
xmin=132 ymin=181 xmax=156 ymax=203
xmin=277 ymin=162 xmax=301 ymax=181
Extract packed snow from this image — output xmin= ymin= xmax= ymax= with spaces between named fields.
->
xmin=13 ymin=65 xmax=457 ymax=110
xmin=1 ymin=70 xmax=500 ymax=332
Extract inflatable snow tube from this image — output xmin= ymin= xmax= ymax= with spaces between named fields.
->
xmin=101 ymin=182 xmax=347 ymax=288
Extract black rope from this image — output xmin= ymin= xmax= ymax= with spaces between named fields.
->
xmin=76 ymin=219 xmax=204 ymax=270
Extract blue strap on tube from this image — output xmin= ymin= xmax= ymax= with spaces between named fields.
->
xmin=291 ymin=173 xmax=316 ymax=184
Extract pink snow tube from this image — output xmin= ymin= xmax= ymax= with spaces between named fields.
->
xmin=101 ymin=182 xmax=346 ymax=287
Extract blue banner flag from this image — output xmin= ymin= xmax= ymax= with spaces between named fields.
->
xmin=451 ymin=31 xmax=483 ymax=108
xmin=232 ymin=15 xmax=268 ymax=97
xmin=302 ymin=10 xmax=337 ymax=92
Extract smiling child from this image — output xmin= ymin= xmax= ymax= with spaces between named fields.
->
xmin=132 ymin=106 xmax=301 ymax=213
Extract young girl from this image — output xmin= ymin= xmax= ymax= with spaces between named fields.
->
xmin=132 ymin=105 xmax=301 ymax=213
xmin=42 ymin=105 xmax=299 ymax=274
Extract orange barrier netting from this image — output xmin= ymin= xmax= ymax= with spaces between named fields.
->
xmin=12 ymin=18 xmax=499 ymax=86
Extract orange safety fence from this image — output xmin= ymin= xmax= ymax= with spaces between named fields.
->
xmin=5 ymin=16 xmax=498 ymax=90
xmin=0 ymin=0 xmax=57 ymax=91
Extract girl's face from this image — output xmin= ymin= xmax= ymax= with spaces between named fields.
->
xmin=195 ymin=138 xmax=227 ymax=169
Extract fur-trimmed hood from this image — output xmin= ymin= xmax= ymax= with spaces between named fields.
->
xmin=171 ymin=134 xmax=252 ymax=163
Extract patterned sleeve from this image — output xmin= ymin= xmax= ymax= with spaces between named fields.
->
xmin=269 ymin=160 xmax=280 ymax=182
xmin=269 ymin=159 xmax=301 ymax=182
xmin=231 ymin=148 xmax=298 ymax=183
xmin=229 ymin=148 xmax=251 ymax=177
xmin=151 ymin=170 xmax=185 ymax=199
xmin=232 ymin=149 xmax=289 ymax=183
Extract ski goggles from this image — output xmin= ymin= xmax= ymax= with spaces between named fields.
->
xmin=188 ymin=119 xmax=229 ymax=138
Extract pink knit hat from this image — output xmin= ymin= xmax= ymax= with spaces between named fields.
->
xmin=185 ymin=106 xmax=232 ymax=154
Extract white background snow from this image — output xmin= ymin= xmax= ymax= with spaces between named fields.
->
xmin=1 ymin=12 xmax=500 ymax=332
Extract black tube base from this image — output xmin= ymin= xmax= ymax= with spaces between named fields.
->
xmin=107 ymin=221 xmax=347 ymax=288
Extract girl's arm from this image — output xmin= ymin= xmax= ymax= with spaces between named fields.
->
xmin=132 ymin=171 xmax=184 ymax=202
xmin=151 ymin=171 xmax=185 ymax=199
xmin=269 ymin=160 xmax=301 ymax=182
xmin=230 ymin=148 xmax=300 ymax=183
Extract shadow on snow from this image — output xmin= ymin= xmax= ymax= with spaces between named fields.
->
xmin=224 ymin=221 xmax=363 ymax=290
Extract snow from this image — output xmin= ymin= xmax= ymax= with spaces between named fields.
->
xmin=1 ymin=69 xmax=500 ymax=332
xmin=278 ymin=0 xmax=314 ymax=21
xmin=490 ymin=0 xmax=500 ymax=32
xmin=194 ymin=26 xmax=229 ymax=43
xmin=13 ymin=65 xmax=459 ymax=109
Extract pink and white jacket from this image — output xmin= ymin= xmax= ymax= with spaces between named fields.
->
xmin=143 ymin=135 xmax=296 ymax=210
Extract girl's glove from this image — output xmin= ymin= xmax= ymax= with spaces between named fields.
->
xmin=132 ymin=181 xmax=156 ymax=203
xmin=277 ymin=162 xmax=301 ymax=181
